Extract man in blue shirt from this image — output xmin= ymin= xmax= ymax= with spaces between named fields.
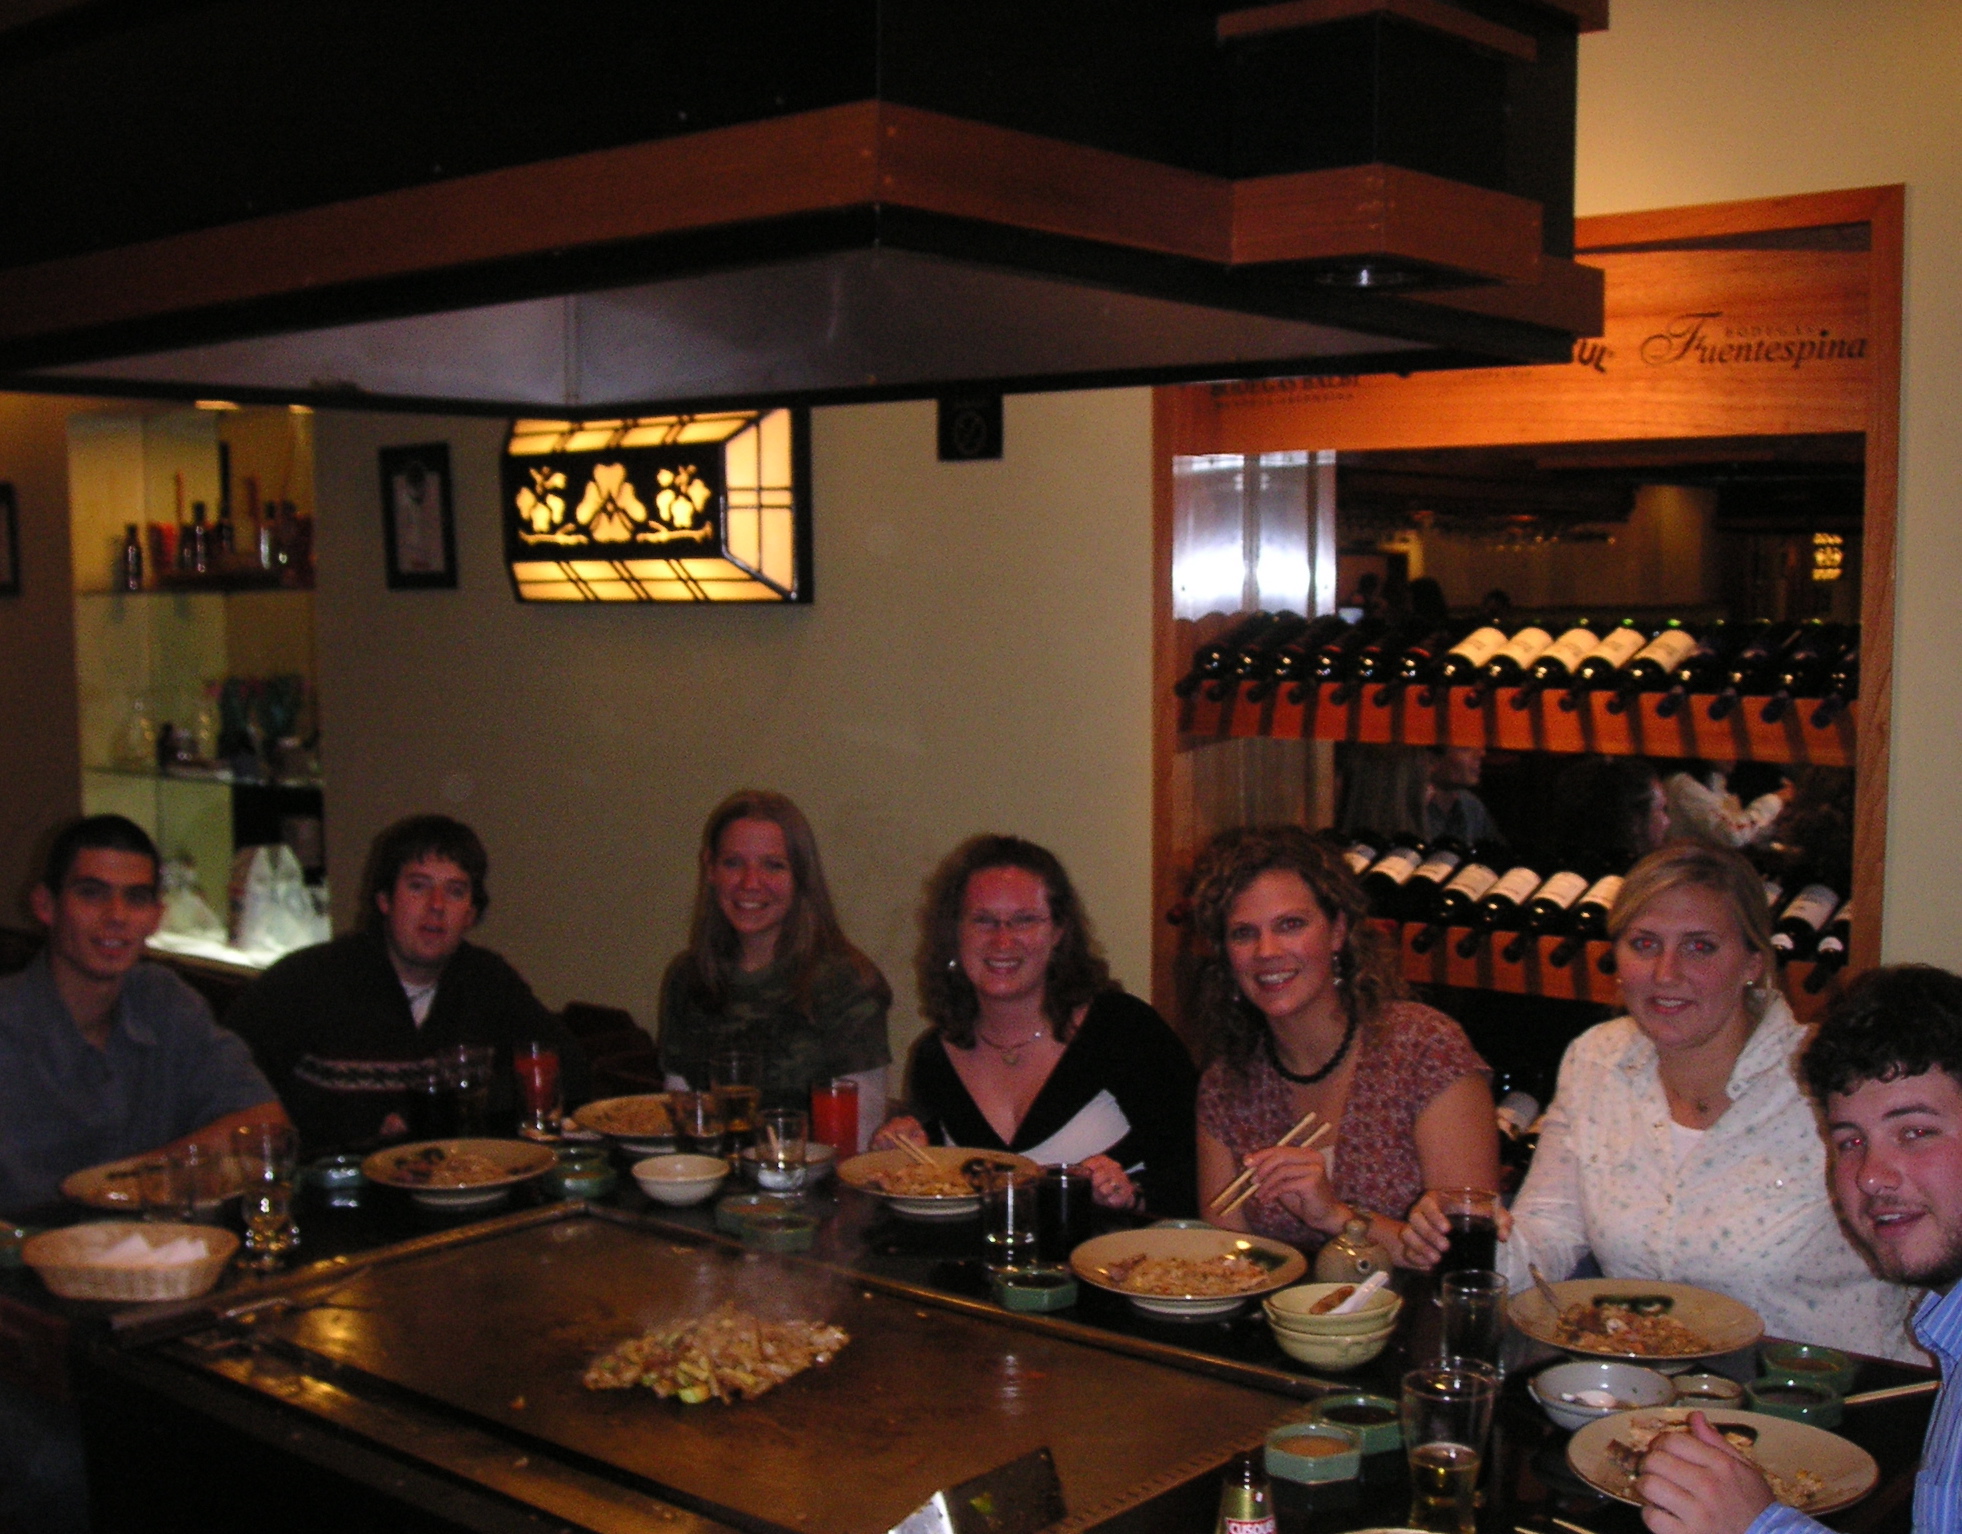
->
xmin=1638 ymin=964 xmax=1962 ymax=1534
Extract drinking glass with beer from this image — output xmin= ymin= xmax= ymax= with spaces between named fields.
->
xmin=710 ymin=1050 xmax=760 ymax=1142
xmin=233 ymin=1121 xmax=301 ymax=1272
xmin=1400 ymin=1360 xmax=1498 ymax=1534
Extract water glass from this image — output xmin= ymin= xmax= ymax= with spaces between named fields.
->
xmin=1401 ymin=1360 xmax=1499 ymax=1534
xmin=1440 ymin=1269 xmax=1509 ymax=1374
xmin=757 ymin=1107 xmax=809 ymax=1192
xmin=675 ymin=1091 xmax=727 ymax=1158
xmin=174 ymin=1141 xmax=227 ymax=1219
xmin=514 ymin=1040 xmax=563 ymax=1140
xmin=233 ymin=1122 xmax=301 ymax=1271
xmin=137 ymin=1156 xmax=183 ymax=1222
xmin=978 ymin=1165 xmax=1042 ymax=1272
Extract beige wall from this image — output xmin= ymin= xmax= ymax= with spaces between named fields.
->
xmin=0 ymin=396 xmax=84 ymax=918
xmin=312 ymin=396 xmax=1154 ymax=1053
xmin=1575 ymin=0 xmax=1962 ymax=964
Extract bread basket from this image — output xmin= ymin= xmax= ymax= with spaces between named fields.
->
xmin=22 ymin=1220 xmax=238 ymax=1302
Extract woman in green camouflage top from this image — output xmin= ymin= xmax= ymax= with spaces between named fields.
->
xmin=657 ymin=791 xmax=892 ymax=1151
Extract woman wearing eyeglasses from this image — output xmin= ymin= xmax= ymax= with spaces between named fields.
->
xmin=871 ymin=835 xmax=1199 ymax=1215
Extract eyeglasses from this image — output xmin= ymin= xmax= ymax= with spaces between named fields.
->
xmin=965 ymin=912 xmax=1051 ymax=936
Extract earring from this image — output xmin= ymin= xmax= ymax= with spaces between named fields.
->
xmin=947 ymin=956 xmax=960 ymax=972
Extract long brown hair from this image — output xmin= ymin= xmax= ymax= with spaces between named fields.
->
xmin=916 ymin=835 xmax=1113 ymax=1048
xmin=1187 ymin=824 xmax=1403 ymax=1074
xmin=682 ymin=790 xmax=888 ymax=1017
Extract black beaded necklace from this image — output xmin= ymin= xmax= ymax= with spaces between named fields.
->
xmin=1267 ymin=1010 xmax=1359 ymax=1086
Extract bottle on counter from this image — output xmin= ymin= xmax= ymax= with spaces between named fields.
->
xmin=1215 ymin=1451 xmax=1276 ymax=1534
xmin=1409 ymin=850 xmax=1502 ymax=955
xmin=1175 ymin=613 xmax=1281 ymax=698
xmin=1546 ymin=871 xmax=1624 ymax=969
xmin=1558 ymin=619 xmax=1649 ymax=711
xmin=1416 ymin=622 xmax=1511 ymax=706
xmin=1455 ymin=860 xmax=1543 ymax=958
xmin=119 ymin=523 xmax=145 ymax=592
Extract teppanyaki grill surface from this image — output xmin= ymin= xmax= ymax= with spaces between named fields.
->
xmin=241 ymin=1217 xmax=1289 ymax=1534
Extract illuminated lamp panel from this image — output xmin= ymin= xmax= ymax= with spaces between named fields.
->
xmin=502 ymin=408 xmax=807 ymax=603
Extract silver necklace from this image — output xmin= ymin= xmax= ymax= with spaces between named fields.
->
xmin=975 ymin=1026 xmax=1046 ymax=1067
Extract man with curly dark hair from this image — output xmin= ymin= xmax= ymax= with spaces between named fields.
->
xmin=1638 ymin=964 xmax=1962 ymax=1534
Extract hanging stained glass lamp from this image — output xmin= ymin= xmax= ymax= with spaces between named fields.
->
xmin=502 ymin=407 xmax=809 ymax=603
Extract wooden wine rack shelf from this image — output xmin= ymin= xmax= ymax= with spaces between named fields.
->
xmin=1178 ymin=682 xmax=1856 ymax=767
xmin=1370 ymin=919 xmax=1840 ymax=1023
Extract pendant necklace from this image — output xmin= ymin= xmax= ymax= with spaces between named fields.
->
xmin=1268 ymin=1011 xmax=1358 ymax=1087
xmin=976 ymin=1026 xmax=1047 ymax=1067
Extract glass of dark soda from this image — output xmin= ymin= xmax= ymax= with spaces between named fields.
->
xmin=1436 ymin=1187 xmax=1500 ymax=1274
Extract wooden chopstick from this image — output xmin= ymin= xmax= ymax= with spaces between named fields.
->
xmin=1842 ymin=1379 xmax=1942 ymax=1407
xmin=1209 ymin=1109 xmax=1319 ymax=1210
xmin=1216 ymin=1122 xmax=1333 ymax=1221
xmin=895 ymin=1137 xmax=937 ymax=1167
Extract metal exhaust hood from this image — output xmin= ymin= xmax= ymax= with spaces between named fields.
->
xmin=0 ymin=0 xmax=1606 ymax=415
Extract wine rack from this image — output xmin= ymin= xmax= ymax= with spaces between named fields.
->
xmin=1179 ymin=682 xmax=1855 ymax=768
xmin=1368 ymin=920 xmax=1841 ymax=1023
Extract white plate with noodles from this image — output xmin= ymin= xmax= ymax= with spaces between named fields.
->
xmin=1568 ymin=1407 xmax=1876 ymax=1514
xmin=1071 ymin=1227 xmax=1307 ymax=1320
xmin=836 ymin=1147 xmax=1038 ymax=1218
xmin=1509 ymin=1278 xmax=1763 ymax=1367
xmin=362 ymin=1139 xmax=557 ymax=1209
xmin=570 ymin=1094 xmax=677 ymax=1155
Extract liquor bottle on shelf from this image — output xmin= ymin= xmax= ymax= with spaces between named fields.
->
xmin=1604 ymin=620 xmax=1699 ymax=715
xmin=185 ymin=501 xmax=212 ymax=576
xmin=1462 ymin=622 xmax=1556 ymax=708
xmin=1285 ymin=618 xmax=1382 ymax=705
xmin=118 ymin=524 xmax=144 ymax=592
xmin=1811 ymin=642 xmax=1860 ymax=727
xmin=1408 ymin=849 xmax=1502 ymax=955
xmin=1706 ymin=620 xmax=1804 ymax=721
xmin=1803 ymin=900 xmax=1854 ymax=992
xmin=1396 ymin=838 xmax=1470 ymax=922
xmin=1772 ymin=881 xmax=1842 ymax=962
xmin=1371 ymin=622 xmax=1468 ymax=706
xmin=1359 ymin=840 xmax=1427 ymax=914
xmin=1174 ymin=612 xmax=1281 ymax=698
xmin=1215 ymin=611 xmax=1312 ymax=700
xmin=1416 ymin=622 xmax=1511 ymax=706
xmin=1760 ymin=623 xmax=1853 ymax=724
xmin=1651 ymin=620 xmax=1757 ymax=720
xmin=1501 ymin=864 xmax=1594 ymax=962
xmin=1330 ymin=618 xmax=1428 ymax=705
xmin=1240 ymin=614 xmax=1346 ymax=702
xmin=1558 ymin=619 xmax=1650 ymax=711
xmin=1455 ymin=860 xmax=1543 ymax=957
xmin=1510 ymin=619 xmax=1601 ymax=710
xmin=1546 ymin=871 xmax=1624 ymax=969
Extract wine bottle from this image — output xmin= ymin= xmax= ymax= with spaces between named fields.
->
xmin=1760 ymin=623 xmax=1852 ymax=724
xmin=1409 ymin=852 xmax=1501 ymax=955
xmin=1510 ymin=620 xmax=1600 ymax=710
xmin=1359 ymin=840 xmax=1427 ymax=914
xmin=1652 ymin=620 xmax=1755 ymax=720
xmin=1455 ymin=861 xmax=1542 ymax=957
xmin=1558 ymin=619 xmax=1649 ymax=711
xmin=1502 ymin=865 xmax=1592 ymax=962
xmin=1802 ymin=900 xmax=1854 ymax=992
xmin=1338 ymin=829 xmax=1384 ymax=878
xmin=1242 ymin=614 xmax=1347 ymax=702
xmin=1397 ymin=838 xmax=1469 ymax=922
xmin=1215 ymin=611 xmax=1311 ymax=700
xmin=1463 ymin=622 xmax=1556 ymax=708
xmin=1175 ymin=613 xmax=1279 ymax=698
xmin=1330 ymin=618 xmax=1428 ymax=705
xmin=1811 ymin=641 xmax=1860 ymax=728
xmin=1772 ymin=882 xmax=1841 ymax=962
xmin=1372 ymin=623 xmax=1466 ymax=706
xmin=1494 ymin=1077 xmax=1542 ymax=1194
xmin=119 ymin=523 xmax=145 ymax=592
xmin=1546 ymin=872 xmax=1623 ymax=968
xmin=1286 ymin=618 xmax=1382 ymax=705
xmin=1416 ymin=623 xmax=1511 ymax=706
xmin=1214 ymin=1451 xmax=1276 ymax=1534
xmin=1604 ymin=621 xmax=1700 ymax=715
xmin=1706 ymin=620 xmax=1803 ymax=722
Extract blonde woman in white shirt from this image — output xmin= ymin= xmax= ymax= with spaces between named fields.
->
xmin=1404 ymin=841 xmax=1922 ymax=1361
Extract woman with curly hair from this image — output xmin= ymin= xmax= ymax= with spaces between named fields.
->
xmin=873 ymin=835 xmax=1198 ymax=1215
xmin=657 ymin=790 xmax=891 ymax=1151
xmin=1193 ymin=825 xmax=1498 ymax=1256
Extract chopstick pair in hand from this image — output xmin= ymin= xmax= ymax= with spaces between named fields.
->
xmin=1210 ymin=1110 xmax=1333 ymax=1221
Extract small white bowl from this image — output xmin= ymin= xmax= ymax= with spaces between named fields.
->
xmin=632 ymin=1154 xmax=729 ymax=1207
xmin=1531 ymin=1358 xmax=1677 ymax=1432
xmin=1265 ymin=1282 xmax=1404 ymax=1335
xmin=1272 ymin=1324 xmax=1397 ymax=1372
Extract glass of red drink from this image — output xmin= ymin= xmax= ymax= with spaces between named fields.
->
xmin=810 ymin=1077 xmax=860 ymax=1157
xmin=515 ymin=1041 xmax=562 ymax=1140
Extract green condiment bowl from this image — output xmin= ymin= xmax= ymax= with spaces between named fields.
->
xmin=1266 ymin=1422 xmax=1362 ymax=1484
xmin=1746 ymin=1375 xmax=1843 ymax=1428
xmin=1758 ymin=1341 xmax=1858 ymax=1395
xmin=1302 ymin=1392 xmax=1403 ymax=1455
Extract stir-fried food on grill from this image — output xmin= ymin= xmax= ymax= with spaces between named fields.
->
xmin=1554 ymin=1297 xmax=1711 ymax=1356
xmin=583 ymin=1304 xmax=850 ymax=1403
xmin=1104 ymin=1252 xmax=1270 ymax=1296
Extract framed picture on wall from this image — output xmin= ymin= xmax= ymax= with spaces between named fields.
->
xmin=0 ymin=483 xmax=18 ymax=596
xmin=379 ymin=444 xmax=457 ymax=590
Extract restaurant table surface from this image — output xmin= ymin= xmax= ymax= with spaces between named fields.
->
xmin=4 ymin=1157 xmax=1940 ymax=1534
